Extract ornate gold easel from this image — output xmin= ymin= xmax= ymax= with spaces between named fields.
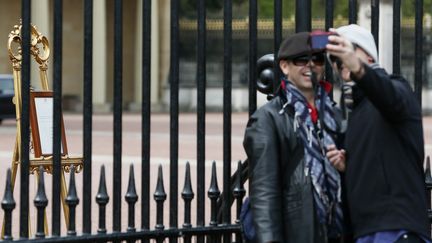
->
xmin=2 ymin=23 xmax=83 ymax=237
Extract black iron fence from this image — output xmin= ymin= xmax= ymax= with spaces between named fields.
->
xmin=1 ymin=0 xmax=431 ymax=242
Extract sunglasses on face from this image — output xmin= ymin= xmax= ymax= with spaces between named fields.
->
xmin=292 ymin=54 xmax=325 ymax=66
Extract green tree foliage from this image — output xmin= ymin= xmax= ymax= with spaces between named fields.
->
xmin=180 ymin=0 xmax=432 ymax=19
xmin=180 ymin=0 xmax=247 ymax=18
xmin=257 ymin=0 xmax=432 ymax=19
xmin=401 ymin=0 xmax=432 ymax=17
xmin=257 ymin=0 xmax=351 ymax=19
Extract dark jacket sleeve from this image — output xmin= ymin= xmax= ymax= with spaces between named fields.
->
xmin=352 ymin=64 xmax=420 ymax=122
xmin=243 ymin=105 xmax=284 ymax=243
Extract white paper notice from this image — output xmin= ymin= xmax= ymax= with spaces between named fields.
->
xmin=35 ymin=97 xmax=63 ymax=155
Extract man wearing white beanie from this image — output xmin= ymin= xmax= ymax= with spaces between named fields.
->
xmin=325 ymin=24 xmax=431 ymax=243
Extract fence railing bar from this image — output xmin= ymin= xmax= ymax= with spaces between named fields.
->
xmin=154 ymin=165 xmax=167 ymax=231
xmin=65 ymin=166 xmax=79 ymax=236
xmin=233 ymin=161 xmax=245 ymax=224
xmin=349 ymin=0 xmax=357 ymax=24
xmin=208 ymin=162 xmax=220 ymax=227
xmin=142 ymin=0 xmax=152 ymax=235
xmin=182 ymin=163 xmax=193 ymax=243
xmin=82 ymin=0 xmax=93 ymax=234
xmin=325 ymin=0 xmax=335 ymax=97
xmin=273 ymin=0 xmax=282 ymax=95
xmin=208 ymin=162 xmax=221 ymax=243
xmin=169 ymin=0 xmax=180 ymax=236
xmin=1 ymin=169 xmax=15 ymax=240
xmin=96 ymin=165 xmax=109 ymax=234
xmin=296 ymin=0 xmax=311 ymax=32
xmin=113 ymin=0 xmax=123 ymax=233
xmin=216 ymin=158 xmax=249 ymax=224
xmin=196 ymin=0 xmax=206 ymax=238
xmin=248 ymin=0 xmax=258 ymax=222
xmin=20 ymin=0 xmax=31 ymax=238
xmin=3 ymin=225 xmax=242 ymax=243
xmin=52 ymin=0 xmax=63 ymax=237
xmin=392 ymin=0 xmax=401 ymax=75
xmin=223 ymin=0 xmax=232 ymax=230
xmin=414 ymin=0 xmax=423 ymax=104
xmin=34 ymin=167 xmax=48 ymax=239
xmin=233 ymin=161 xmax=246 ymax=243
xmin=125 ymin=164 xmax=138 ymax=232
xmin=248 ymin=0 xmax=257 ymax=116
xmin=182 ymin=162 xmax=194 ymax=229
xmin=371 ymin=0 xmax=379 ymax=48
xmin=325 ymin=0 xmax=334 ymax=40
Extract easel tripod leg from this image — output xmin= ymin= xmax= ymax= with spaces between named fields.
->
xmin=61 ymin=171 xmax=70 ymax=229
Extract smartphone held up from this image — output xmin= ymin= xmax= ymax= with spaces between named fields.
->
xmin=310 ymin=30 xmax=337 ymax=51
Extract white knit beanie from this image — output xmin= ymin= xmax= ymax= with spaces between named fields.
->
xmin=335 ymin=24 xmax=379 ymax=63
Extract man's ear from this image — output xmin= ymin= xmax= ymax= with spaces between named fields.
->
xmin=367 ymin=56 xmax=374 ymax=64
xmin=279 ymin=60 xmax=290 ymax=76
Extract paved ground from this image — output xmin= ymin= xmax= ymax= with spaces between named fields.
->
xmin=0 ymin=112 xmax=249 ymax=163
xmin=1 ymin=112 xmax=432 ymax=238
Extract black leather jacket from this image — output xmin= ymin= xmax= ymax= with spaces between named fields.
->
xmin=243 ymin=95 xmax=328 ymax=243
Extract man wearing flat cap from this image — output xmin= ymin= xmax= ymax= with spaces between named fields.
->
xmin=243 ymin=31 xmax=347 ymax=243
xmin=326 ymin=24 xmax=431 ymax=243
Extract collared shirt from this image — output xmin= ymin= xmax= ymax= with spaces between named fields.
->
xmin=357 ymin=230 xmax=431 ymax=243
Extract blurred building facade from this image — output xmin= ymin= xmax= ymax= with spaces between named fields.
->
xmin=0 ymin=0 xmax=169 ymax=112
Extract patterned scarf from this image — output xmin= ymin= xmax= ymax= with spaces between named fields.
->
xmin=282 ymin=77 xmax=344 ymax=237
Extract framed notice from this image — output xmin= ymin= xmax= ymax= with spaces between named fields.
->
xmin=29 ymin=91 xmax=68 ymax=157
